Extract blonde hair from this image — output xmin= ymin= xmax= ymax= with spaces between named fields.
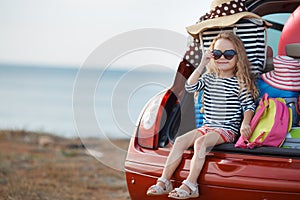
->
xmin=207 ymin=32 xmax=259 ymax=100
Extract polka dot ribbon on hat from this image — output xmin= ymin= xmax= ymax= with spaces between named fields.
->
xmin=200 ymin=0 xmax=247 ymax=21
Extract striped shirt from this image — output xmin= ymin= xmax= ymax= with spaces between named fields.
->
xmin=185 ymin=73 xmax=256 ymax=134
xmin=184 ymin=18 xmax=266 ymax=76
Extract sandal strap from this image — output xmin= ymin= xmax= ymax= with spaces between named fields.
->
xmin=182 ymin=180 xmax=198 ymax=193
xmin=148 ymin=184 xmax=164 ymax=193
xmin=174 ymin=188 xmax=189 ymax=196
xmin=147 ymin=177 xmax=173 ymax=196
xmin=157 ymin=177 xmax=171 ymax=188
xmin=157 ymin=177 xmax=169 ymax=184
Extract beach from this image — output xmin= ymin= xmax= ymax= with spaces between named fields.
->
xmin=0 ymin=130 xmax=130 ymax=200
xmin=0 ymin=64 xmax=173 ymax=199
xmin=0 ymin=65 xmax=173 ymax=139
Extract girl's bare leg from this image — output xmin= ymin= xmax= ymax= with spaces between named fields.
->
xmin=170 ymin=131 xmax=224 ymax=194
xmin=148 ymin=129 xmax=201 ymax=192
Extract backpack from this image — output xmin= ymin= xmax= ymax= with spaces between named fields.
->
xmin=235 ymin=93 xmax=292 ymax=149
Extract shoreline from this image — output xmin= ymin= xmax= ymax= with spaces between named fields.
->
xmin=0 ymin=130 xmax=130 ymax=200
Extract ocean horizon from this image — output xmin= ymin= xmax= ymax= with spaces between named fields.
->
xmin=0 ymin=64 xmax=175 ymax=139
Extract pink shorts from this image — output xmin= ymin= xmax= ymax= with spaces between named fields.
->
xmin=197 ymin=125 xmax=237 ymax=143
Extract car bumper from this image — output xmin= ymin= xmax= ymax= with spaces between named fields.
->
xmin=125 ymin=163 xmax=300 ymax=200
xmin=125 ymin=137 xmax=300 ymax=200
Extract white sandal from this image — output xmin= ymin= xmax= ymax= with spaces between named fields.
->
xmin=146 ymin=177 xmax=173 ymax=196
xmin=168 ymin=180 xmax=199 ymax=199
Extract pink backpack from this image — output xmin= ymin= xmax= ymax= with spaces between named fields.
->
xmin=235 ymin=93 xmax=291 ymax=149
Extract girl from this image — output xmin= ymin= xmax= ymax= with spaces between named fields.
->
xmin=146 ymin=32 xmax=258 ymax=199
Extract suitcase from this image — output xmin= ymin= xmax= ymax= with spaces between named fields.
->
xmin=282 ymin=128 xmax=300 ymax=149
xmin=283 ymin=97 xmax=299 ymax=127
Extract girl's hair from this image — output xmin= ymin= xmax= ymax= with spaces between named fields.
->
xmin=208 ymin=32 xmax=259 ymax=100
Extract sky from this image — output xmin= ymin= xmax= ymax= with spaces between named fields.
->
xmin=0 ymin=0 xmax=210 ymax=67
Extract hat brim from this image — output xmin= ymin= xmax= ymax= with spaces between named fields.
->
xmin=186 ymin=12 xmax=270 ymax=38
xmin=261 ymin=55 xmax=300 ymax=92
xmin=261 ymin=71 xmax=300 ymax=92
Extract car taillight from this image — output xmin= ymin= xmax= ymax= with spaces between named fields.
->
xmin=137 ymin=90 xmax=172 ymax=149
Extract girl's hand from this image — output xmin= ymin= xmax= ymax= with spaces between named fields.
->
xmin=240 ymin=110 xmax=254 ymax=139
xmin=199 ymin=50 xmax=213 ymax=68
xmin=187 ymin=49 xmax=213 ymax=85
xmin=240 ymin=123 xmax=252 ymax=139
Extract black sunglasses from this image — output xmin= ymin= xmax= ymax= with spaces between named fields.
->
xmin=212 ymin=49 xmax=237 ymax=60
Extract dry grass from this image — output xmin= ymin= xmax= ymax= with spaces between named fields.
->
xmin=0 ymin=130 xmax=130 ymax=200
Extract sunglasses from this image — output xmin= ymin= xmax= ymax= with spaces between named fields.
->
xmin=212 ymin=49 xmax=237 ymax=60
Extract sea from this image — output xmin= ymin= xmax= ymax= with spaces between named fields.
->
xmin=0 ymin=64 xmax=175 ymax=139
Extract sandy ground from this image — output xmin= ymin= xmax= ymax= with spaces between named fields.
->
xmin=0 ymin=130 xmax=131 ymax=200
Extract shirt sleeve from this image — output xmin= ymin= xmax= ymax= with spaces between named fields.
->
xmin=239 ymin=88 xmax=256 ymax=113
xmin=185 ymin=74 xmax=206 ymax=93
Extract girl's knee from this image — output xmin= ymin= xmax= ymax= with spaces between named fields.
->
xmin=193 ymin=137 xmax=207 ymax=159
xmin=195 ymin=131 xmax=222 ymax=149
xmin=173 ymin=135 xmax=185 ymax=147
xmin=173 ymin=135 xmax=191 ymax=150
xmin=194 ymin=137 xmax=205 ymax=151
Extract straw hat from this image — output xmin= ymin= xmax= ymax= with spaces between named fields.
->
xmin=261 ymin=56 xmax=300 ymax=91
xmin=186 ymin=0 xmax=271 ymax=37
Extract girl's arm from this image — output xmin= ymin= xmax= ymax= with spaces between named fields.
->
xmin=240 ymin=109 xmax=254 ymax=139
xmin=187 ymin=50 xmax=212 ymax=85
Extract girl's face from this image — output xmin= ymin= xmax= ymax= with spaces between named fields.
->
xmin=212 ymin=38 xmax=237 ymax=78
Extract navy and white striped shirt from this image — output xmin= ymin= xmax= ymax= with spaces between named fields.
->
xmin=186 ymin=73 xmax=256 ymax=134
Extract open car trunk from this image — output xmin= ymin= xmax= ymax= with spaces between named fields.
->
xmin=156 ymin=89 xmax=300 ymax=158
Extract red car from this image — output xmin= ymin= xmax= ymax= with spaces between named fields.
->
xmin=125 ymin=0 xmax=300 ymax=199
